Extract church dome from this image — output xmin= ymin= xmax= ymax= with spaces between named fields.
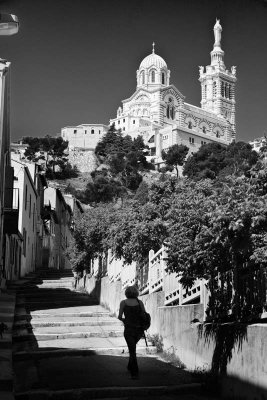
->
xmin=139 ymin=52 xmax=167 ymax=70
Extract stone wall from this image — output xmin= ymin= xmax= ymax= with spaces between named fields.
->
xmin=68 ymin=149 xmax=98 ymax=173
xmin=82 ymin=275 xmax=267 ymax=400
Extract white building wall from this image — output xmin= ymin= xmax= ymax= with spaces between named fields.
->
xmin=12 ymin=160 xmax=38 ymax=277
xmin=61 ymin=124 xmax=108 ymax=150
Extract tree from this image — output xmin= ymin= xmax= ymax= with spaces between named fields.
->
xmin=183 ymin=143 xmax=227 ymax=180
xmin=183 ymin=142 xmax=259 ymax=181
xmin=221 ymin=141 xmax=258 ymax=177
xmin=66 ymin=204 xmax=115 ymax=272
xmin=95 ymin=124 xmax=150 ymax=191
xmin=165 ymin=172 xmax=267 ymax=321
xmin=161 ymin=144 xmax=189 ymax=177
xmin=78 ymin=172 xmax=127 ymax=204
xmin=22 ymin=135 xmax=78 ymax=179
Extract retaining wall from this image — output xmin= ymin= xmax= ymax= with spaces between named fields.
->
xmin=82 ymin=275 xmax=267 ymax=400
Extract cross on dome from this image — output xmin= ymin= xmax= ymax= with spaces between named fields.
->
xmin=152 ymin=42 xmax=155 ymax=54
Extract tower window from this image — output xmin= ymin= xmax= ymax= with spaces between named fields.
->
xmin=29 ymin=194 xmax=31 ymax=218
xmin=166 ymin=105 xmax=170 ymax=119
xmin=141 ymin=71 xmax=145 ymax=85
xmin=221 ymin=82 xmax=225 ymax=97
xmin=91 ymin=129 xmax=94 ymax=134
xmin=161 ymin=72 xmax=165 ymax=84
xmin=151 ymin=70 xmax=155 ymax=83
xmin=213 ymin=82 xmax=217 ymax=96
xmin=188 ymin=121 xmax=192 ymax=129
xmin=202 ymin=126 xmax=206 ymax=133
xmin=170 ymin=107 xmax=175 ymax=120
xmin=25 ymin=185 xmax=27 ymax=211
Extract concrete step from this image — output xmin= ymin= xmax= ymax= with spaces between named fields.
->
xmin=16 ymin=293 xmax=92 ymax=302
xmin=13 ymin=344 xmax=157 ymax=360
xmin=16 ymin=299 xmax=98 ymax=308
xmin=14 ymin=310 xmax=110 ymax=321
xmin=18 ymin=335 xmax=152 ymax=350
xmin=13 ymin=326 xmax=125 ymax=341
xmin=9 ymin=287 xmax=75 ymax=294
xmin=14 ymin=317 xmax=122 ymax=329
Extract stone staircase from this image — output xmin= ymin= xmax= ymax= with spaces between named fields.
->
xmin=11 ymin=268 xmax=204 ymax=400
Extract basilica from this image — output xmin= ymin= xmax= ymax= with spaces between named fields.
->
xmin=62 ymin=20 xmax=237 ymax=169
xmin=110 ymin=19 xmax=236 ymax=164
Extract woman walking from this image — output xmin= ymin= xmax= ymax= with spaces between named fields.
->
xmin=118 ymin=285 xmax=146 ymax=379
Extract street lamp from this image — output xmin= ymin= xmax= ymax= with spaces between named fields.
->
xmin=0 ymin=13 xmax=19 ymax=36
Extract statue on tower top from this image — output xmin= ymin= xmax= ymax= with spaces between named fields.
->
xmin=214 ymin=18 xmax=222 ymax=48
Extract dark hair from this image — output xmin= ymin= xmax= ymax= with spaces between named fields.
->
xmin=125 ymin=285 xmax=139 ymax=299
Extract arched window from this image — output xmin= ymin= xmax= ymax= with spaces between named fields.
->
xmin=151 ymin=70 xmax=155 ymax=83
xmin=202 ymin=126 xmax=206 ymax=134
xmin=221 ymin=82 xmax=225 ymax=97
xmin=91 ymin=129 xmax=94 ymax=134
xmin=140 ymin=71 xmax=145 ymax=85
xmin=161 ymin=72 xmax=165 ymax=84
xmin=166 ymin=105 xmax=170 ymax=118
xmin=170 ymin=106 xmax=175 ymax=120
xmin=213 ymin=82 xmax=217 ymax=97
xmin=188 ymin=121 xmax=192 ymax=129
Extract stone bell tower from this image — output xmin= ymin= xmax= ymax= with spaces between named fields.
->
xmin=199 ymin=19 xmax=237 ymax=137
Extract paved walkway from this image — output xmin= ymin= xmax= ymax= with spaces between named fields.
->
xmin=2 ymin=269 xmax=218 ymax=399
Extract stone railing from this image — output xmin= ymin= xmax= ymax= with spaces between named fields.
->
xmin=102 ymin=246 xmax=208 ymax=309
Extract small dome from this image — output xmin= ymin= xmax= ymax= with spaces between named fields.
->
xmin=139 ymin=52 xmax=167 ymax=70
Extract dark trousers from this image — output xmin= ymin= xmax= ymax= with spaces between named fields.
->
xmin=124 ymin=327 xmax=144 ymax=376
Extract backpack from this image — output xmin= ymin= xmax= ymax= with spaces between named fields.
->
xmin=137 ymin=299 xmax=151 ymax=331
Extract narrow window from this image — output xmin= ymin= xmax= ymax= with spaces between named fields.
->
xmin=118 ymin=120 xmax=120 ymax=124
xmin=151 ymin=70 xmax=155 ymax=83
xmin=91 ymin=129 xmax=94 ymax=134
xmin=74 ymin=129 xmax=77 ymax=134
xmin=170 ymin=107 xmax=174 ymax=120
xmin=84 ymin=130 xmax=87 ymax=134
xmin=202 ymin=126 xmax=206 ymax=133
xmin=188 ymin=121 xmax=192 ymax=129
xmin=166 ymin=105 xmax=170 ymax=118
xmin=189 ymin=137 xmax=195 ymax=144
xmin=161 ymin=72 xmax=165 ymax=84
xmin=25 ymin=185 xmax=27 ymax=211
xmin=213 ymin=82 xmax=216 ymax=96
xmin=141 ymin=71 xmax=145 ymax=84
xmin=133 ymin=120 xmax=135 ymax=124
xmin=123 ymin=119 xmax=125 ymax=122
xmin=221 ymin=82 xmax=225 ymax=97
xmin=99 ymin=130 xmax=101 ymax=134
xmin=33 ymin=204 xmax=35 ymax=231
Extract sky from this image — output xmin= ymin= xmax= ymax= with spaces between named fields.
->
xmin=0 ymin=0 xmax=267 ymax=143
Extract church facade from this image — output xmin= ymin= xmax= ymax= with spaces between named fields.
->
xmin=110 ymin=20 xmax=237 ymax=165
